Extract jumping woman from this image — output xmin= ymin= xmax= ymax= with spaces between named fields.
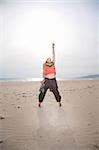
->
xmin=38 ymin=43 xmax=62 ymax=108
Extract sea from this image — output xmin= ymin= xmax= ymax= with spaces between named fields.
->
xmin=0 ymin=75 xmax=99 ymax=82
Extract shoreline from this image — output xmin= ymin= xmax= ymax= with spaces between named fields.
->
xmin=0 ymin=78 xmax=99 ymax=83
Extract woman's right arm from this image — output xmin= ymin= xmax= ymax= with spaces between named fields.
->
xmin=52 ymin=43 xmax=55 ymax=63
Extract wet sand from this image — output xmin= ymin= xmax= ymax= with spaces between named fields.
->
xmin=0 ymin=80 xmax=99 ymax=150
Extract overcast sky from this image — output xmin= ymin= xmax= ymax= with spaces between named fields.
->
xmin=0 ymin=0 xmax=98 ymax=79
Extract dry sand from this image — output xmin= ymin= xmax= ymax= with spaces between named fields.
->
xmin=0 ymin=80 xmax=99 ymax=150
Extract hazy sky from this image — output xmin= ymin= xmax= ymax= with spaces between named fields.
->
xmin=0 ymin=0 xmax=98 ymax=79
xmin=97 ymin=0 xmax=99 ymax=74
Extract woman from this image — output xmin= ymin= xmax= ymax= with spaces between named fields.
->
xmin=38 ymin=43 xmax=62 ymax=107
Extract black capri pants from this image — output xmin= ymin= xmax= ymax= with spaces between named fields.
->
xmin=39 ymin=78 xmax=61 ymax=103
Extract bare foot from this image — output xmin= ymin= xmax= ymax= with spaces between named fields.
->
xmin=38 ymin=103 xmax=41 ymax=108
xmin=59 ymin=102 xmax=62 ymax=107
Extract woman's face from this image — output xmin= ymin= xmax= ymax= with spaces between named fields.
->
xmin=46 ymin=58 xmax=51 ymax=63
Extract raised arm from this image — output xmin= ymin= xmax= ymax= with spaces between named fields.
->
xmin=52 ymin=43 xmax=55 ymax=63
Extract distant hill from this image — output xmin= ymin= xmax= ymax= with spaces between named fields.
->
xmin=78 ymin=74 xmax=99 ymax=79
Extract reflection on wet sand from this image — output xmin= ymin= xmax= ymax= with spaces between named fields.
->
xmin=37 ymin=106 xmax=78 ymax=150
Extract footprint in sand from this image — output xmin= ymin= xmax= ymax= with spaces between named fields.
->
xmin=11 ymin=104 xmax=15 ymax=105
xmin=0 ymin=116 xmax=5 ymax=120
xmin=0 ymin=140 xmax=3 ymax=144
xmin=22 ymin=93 xmax=27 ymax=98
xmin=93 ymin=145 xmax=99 ymax=150
xmin=17 ymin=106 xmax=21 ymax=109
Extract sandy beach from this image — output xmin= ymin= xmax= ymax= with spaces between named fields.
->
xmin=0 ymin=80 xmax=99 ymax=150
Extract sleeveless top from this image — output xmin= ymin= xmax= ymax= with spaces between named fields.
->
xmin=44 ymin=62 xmax=56 ymax=76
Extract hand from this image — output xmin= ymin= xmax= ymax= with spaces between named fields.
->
xmin=52 ymin=43 xmax=55 ymax=49
xmin=41 ymin=79 xmax=45 ymax=84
